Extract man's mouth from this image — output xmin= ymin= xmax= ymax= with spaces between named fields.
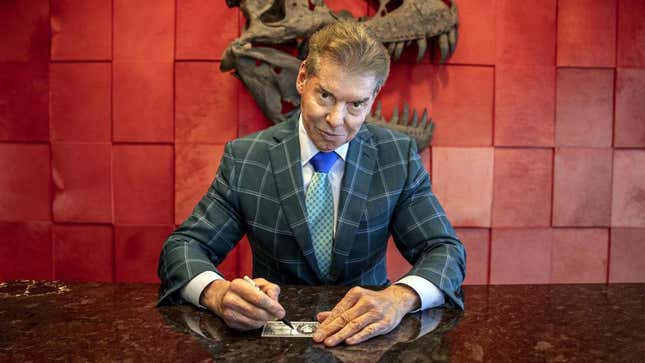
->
xmin=318 ymin=129 xmax=343 ymax=138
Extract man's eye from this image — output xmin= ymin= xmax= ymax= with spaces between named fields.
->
xmin=320 ymin=91 xmax=330 ymax=99
xmin=352 ymin=102 xmax=364 ymax=108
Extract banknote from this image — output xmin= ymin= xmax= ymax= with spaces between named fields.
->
xmin=261 ymin=321 xmax=319 ymax=338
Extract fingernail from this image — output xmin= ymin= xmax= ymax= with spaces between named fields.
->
xmin=313 ymin=333 xmax=322 ymax=341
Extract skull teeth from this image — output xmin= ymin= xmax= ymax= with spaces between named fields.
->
xmin=416 ymin=37 xmax=427 ymax=62
xmin=393 ymin=42 xmax=405 ymax=61
xmin=385 ymin=27 xmax=457 ymax=64
xmin=370 ymin=102 xmax=431 ymax=130
xmin=438 ymin=33 xmax=449 ymax=64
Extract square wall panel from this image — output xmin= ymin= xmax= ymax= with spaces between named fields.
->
xmin=375 ymin=63 xmax=433 ymax=122
xmin=113 ymin=62 xmax=174 ymax=142
xmin=490 ymin=228 xmax=552 ymax=284
xmin=0 ymin=222 xmax=52 ymax=280
xmin=495 ymin=0 xmax=556 ymax=65
xmin=0 ymin=0 xmax=50 ymax=61
xmin=113 ymin=0 xmax=174 ymax=61
xmin=386 ymin=237 xmax=412 ymax=282
xmin=495 ymin=65 xmax=555 ymax=147
xmin=555 ymin=68 xmax=614 ymax=147
xmin=215 ymin=240 xmax=242 ymax=280
xmin=50 ymin=0 xmax=112 ymax=60
xmin=176 ymin=0 xmax=239 ymax=60
xmin=553 ymin=148 xmax=612 ymax=227
xmin=175 ymin=62 xmax=239 ymax=143
xmin=53 ymin=224 xmax=113 ymax=282
xmin=611 ymin=150 xmax=645 ymax=227
xmin=617 ymin=0 xmax=645 ymax=67
xmin=432 ymin=147 xmax=493 ymax=227
xmin=615 ymin=68 xmax=645 ymax=147
xmin=430 ymin=65 xmax=494 ymax=146
xmin=52 ymin=143 xmax=112 ymax=223
xmin=0 ymin=144 xmax=51 ymax=221
xmin=610 ymin=228 xmax=645 ymax=283
xmin=551 ymin=228 xmax=608 ymax=283
xmin=0 ymin=62 xmax=49 ymax=141
xmin=49 ymin=62 xmax=111 ymax=142
xmin=492 ymin=149 xmax=553 ymax=227
xmin=113 ymin=145 xmax=174 ymax=225
xmin=456 ymin=228 xmax=489 ymax=285
xmin=175 ymin=144 xmax=225 ymax=225
xmin=115 ymin=225 xmax=174 ymax=283
xmin=557 ymin=0 xmax=616 ymax=67
xmin=238 ymin=86 xmax=272 ymax=137
xmin=446 ymin=0 xmax=495 ymax=65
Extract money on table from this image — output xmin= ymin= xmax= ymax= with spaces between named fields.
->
xmin=261 ymin=321 xmax=319 ymax=338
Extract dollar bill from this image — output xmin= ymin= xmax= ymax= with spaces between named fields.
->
xmin=261 ymin=321 xmax=319 ymax=338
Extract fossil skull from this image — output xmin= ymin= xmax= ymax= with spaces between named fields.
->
xmin=221 ymin=0 xmax=459 ymax=151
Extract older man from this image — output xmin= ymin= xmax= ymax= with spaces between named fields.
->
xmin=158 ymin=21 xmax=465 ymax=347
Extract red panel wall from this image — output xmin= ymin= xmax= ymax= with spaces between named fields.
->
xmin=1 ymin=0 xmax=644 ymax=285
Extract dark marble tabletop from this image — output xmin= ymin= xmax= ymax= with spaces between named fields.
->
xmin=0 ymin=281 xmax=643 ymax=362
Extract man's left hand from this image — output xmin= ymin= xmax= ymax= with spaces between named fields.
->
xmin=312 ymin=285 xmax=420 ymax=346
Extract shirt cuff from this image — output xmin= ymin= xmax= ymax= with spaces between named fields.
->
xmin=180 ymin=270 xmax=224 ymax=308
xmin=396 ymin=275 xmax=445 ymax=312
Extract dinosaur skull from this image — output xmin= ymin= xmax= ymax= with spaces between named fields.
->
xmin=220 ymin=0 xmax=459 ymax=150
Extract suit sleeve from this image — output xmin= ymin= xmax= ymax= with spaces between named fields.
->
xmin=157 ymin=142 xmax=245 ymax=305
xmin=390 ymin=140 xmax=466 ymax=309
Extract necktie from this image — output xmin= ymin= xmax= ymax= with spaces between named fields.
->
xmin=306 ymin=151 xmax=339 ymax=280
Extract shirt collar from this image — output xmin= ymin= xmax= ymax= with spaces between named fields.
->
xmin=298 ymin=114 xmax=349 ymax=166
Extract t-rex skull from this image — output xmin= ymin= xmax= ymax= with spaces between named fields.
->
xmin=221 ymin=0 xmax=459 ymax=151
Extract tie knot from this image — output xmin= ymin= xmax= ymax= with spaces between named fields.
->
xmin=310 ymin=151 xmax=339 ymax=173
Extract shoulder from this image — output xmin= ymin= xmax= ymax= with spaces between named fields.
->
xmin=362 ymin=123 xmax=416 ymax=155
xmin=227 ymin=120 xmax=297 ymax=156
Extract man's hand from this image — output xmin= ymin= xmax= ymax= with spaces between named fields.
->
xmin=199 ymin=277 xmax=286 ymax=331
xmin=313 ymin=285 xmax=421 ymax=346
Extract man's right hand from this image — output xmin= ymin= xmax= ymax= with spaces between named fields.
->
xmin=199 ymin=277 xmax=286 ymax=331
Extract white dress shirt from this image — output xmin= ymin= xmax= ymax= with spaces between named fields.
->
xmin=181 ymin=117 xmax=445 ymax=310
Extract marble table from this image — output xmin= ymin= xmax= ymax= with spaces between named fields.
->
xmin=1 ymin=281 xmax=643 ymax=362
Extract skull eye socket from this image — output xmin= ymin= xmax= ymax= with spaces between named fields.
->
xmin=259 ymin=0 xmax=286 ymax=23
xmin=379 ymin=0 xmax=404 ymax=16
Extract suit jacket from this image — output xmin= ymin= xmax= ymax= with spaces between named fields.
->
xmin=158 ymin=116 xmax=466 ymax=308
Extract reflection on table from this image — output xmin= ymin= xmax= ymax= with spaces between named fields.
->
xmin=1 ymin=281 xmax=644 ymax=362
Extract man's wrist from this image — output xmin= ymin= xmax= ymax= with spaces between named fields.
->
xmin=199 ymin=279 xmax=229 ymax=314
xmin=386 ymin=284 xmax=421 ymax=313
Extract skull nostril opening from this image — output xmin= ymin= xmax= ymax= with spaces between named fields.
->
xmin=386 ymin=0 xmax=403 ymax=12
xmin=307 ymin=0 xmax=315 ymax=11
xmin=273 ymin=66 xmax=282 ymax=75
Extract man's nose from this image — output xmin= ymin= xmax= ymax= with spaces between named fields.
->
xmin=326 ymin=104 xmax=345 ymax=127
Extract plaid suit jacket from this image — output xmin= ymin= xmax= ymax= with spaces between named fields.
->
xmin=158 ymin=116 xmax=466 ymax=308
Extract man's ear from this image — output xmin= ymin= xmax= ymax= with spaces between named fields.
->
xmin=296 ymin=61 xmax=307 ymax=95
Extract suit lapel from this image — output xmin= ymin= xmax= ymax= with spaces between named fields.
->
xmin=268 ymin=118 xmax=323 ymax=281
xmin=330 ymin=125 xmax=376 ymax=282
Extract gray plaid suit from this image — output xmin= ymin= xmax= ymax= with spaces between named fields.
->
xmin=158 ymin=115 xmax=466 ymax=309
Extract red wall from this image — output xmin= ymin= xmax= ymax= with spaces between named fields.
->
xmin=1 ymin=0 xmax=644 ymax=284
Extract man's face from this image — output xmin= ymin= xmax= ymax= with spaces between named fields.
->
xmin=296 ymin=59 xmax=379 ymax=152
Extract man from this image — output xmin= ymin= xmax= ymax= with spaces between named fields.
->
xmin=158 ymin=21 xmax=465 ymax=347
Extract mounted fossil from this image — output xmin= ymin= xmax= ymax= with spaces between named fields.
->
xmin=220 ymin=0 xmax=459 ymax=151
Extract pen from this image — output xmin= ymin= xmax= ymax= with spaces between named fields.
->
xmin=243 ymin=275 xmax=295 ymax=330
